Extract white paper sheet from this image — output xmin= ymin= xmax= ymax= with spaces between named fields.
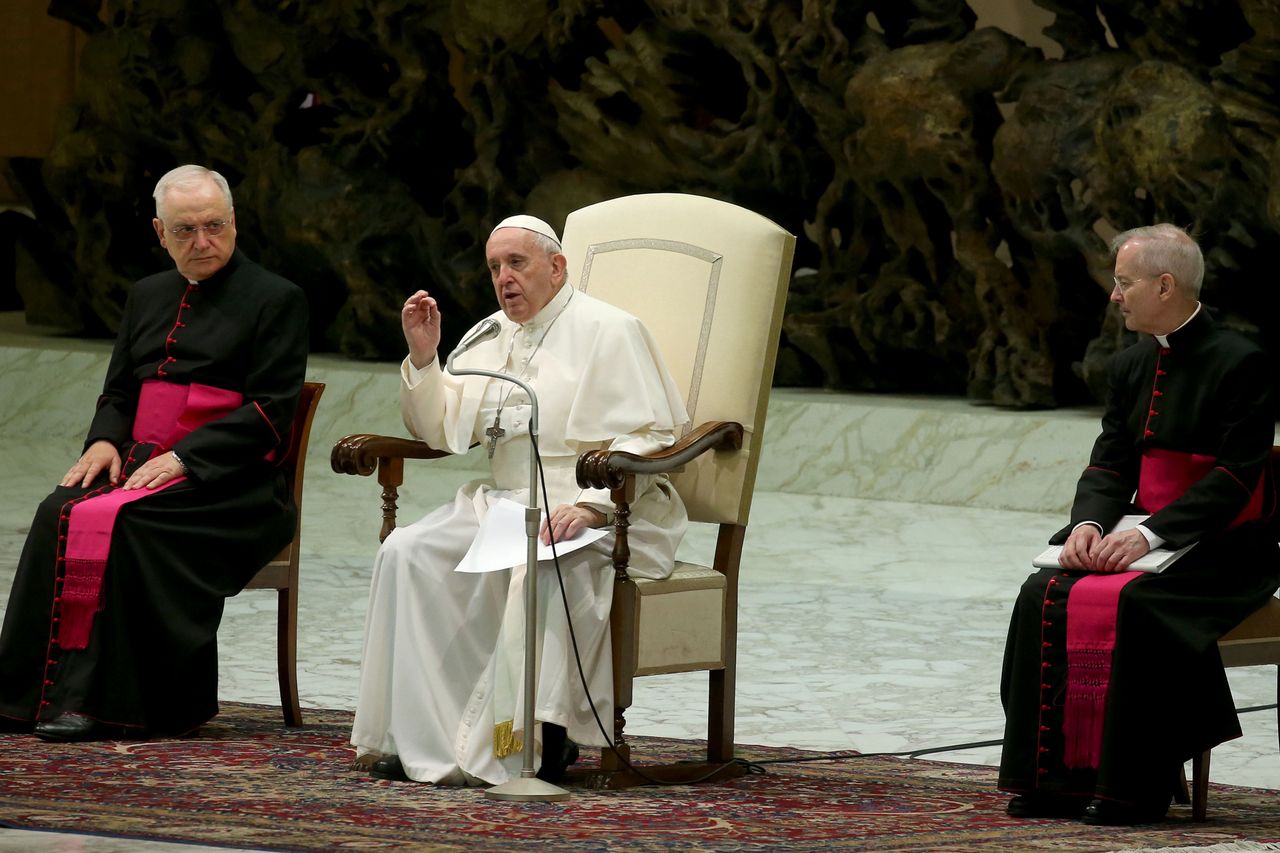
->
xmin=454 ymin=497 xmax=609 ymax=573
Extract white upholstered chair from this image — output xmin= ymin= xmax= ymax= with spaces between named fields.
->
xmin=331 ymin=193 xmax=795 ymax=787
xmin=564 ymin=193 xmax=795 ymax=785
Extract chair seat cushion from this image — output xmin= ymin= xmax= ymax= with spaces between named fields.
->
xmin=635 ymin=562 xmax=726 ymax=594
xmin=633 ymin=562 xmax=726 ymax=675
xmin=1218 ymin=597 xmax=1280 ymax=667
xmin=1221 ymin=597 xmax=1280 ymax=640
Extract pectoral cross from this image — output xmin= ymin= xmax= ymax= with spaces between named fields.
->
xmin=485 ymin=413 xmax=505 ymax=458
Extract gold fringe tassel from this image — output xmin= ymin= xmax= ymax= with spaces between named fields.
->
xmin=493 ymin=719 xmax=523 ymax=758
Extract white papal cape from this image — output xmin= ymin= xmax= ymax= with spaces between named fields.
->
xmin=351 ymin=283 xmax=689 ymax=785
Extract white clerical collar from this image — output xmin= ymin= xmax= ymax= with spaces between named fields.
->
xmin=1154 ymin=302 xmax=1201 ymax=348
xmin=522 ymin=281 xmax=574 ymax=330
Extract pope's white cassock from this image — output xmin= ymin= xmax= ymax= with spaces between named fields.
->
xmin=351 ymin=281 xmax=689 ymax=785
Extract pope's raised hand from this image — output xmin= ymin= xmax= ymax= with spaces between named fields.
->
xmin=402 ymin=290 xmax=442 ymax=369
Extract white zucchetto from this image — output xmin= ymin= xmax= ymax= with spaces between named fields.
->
xmin=490 ymin=215 xmax=561 ymax=249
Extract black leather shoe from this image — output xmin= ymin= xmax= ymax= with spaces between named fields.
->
xmin=34 ymin=713 xmax=106 ymax=742
xmin=369 ymin=755 xmax=412 ymax=782
xmin=536 ymin=724 xmax=580 ymax=783
xmin=1082 ymin=797 xmax=1169 ymax=826
xmin=1006 ymin=793 xmax=1088 ymax=819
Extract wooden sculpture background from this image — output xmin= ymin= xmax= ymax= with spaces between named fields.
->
xmin=10 ymin=0 xmax=1280 ymax=407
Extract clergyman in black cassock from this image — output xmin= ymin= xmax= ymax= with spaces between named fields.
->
xmin=998 ymin=224 xmax=1280 ymax=825
xmin=0 ymin=165 xmax=308 ymax=740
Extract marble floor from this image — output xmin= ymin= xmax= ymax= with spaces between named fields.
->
xmin=0 ymin=315 xmax=1277 ymax=851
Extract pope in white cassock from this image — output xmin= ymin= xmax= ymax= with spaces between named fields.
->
xmin=351 ymin=215 xmax=689 ymax=785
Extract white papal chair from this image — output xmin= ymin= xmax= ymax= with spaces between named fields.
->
xmin=563 ymin=193 xmax=794 ymax=786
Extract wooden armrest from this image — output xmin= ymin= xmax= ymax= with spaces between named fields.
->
xmin=577 ymin=421 xmax=743 ymax=490
xmin=330 ymin=433 xmax=451 ymax=477
xmin=331 ymin=433 xmax=454 ymax=542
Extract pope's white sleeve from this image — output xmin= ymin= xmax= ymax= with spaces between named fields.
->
xmin=399 ymin=355 xmax=473 ymax=453
xmin=574 ymin=427 xmax=676 ymax=514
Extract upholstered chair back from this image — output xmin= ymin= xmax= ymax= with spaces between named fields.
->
xmin=561 ymin=193 xmax=795 ymax=526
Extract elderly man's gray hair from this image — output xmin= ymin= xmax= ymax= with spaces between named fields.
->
xmin=153 ymin=165 xmax=234 ymax=222
xmin=1110 ymin=223 xmax=1204 ymax=298
xmin=528 ymin=231 xmax=561 ymax=257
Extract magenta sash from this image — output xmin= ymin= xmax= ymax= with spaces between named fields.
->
xmin=57 ymin=381 xmax=243 ymax=649
xmin=1137 ymin=447 xmax=1263 ymax=524
xmin=1060 ymin=446 xmax=1264 ymax=767
xmin=1062 ymin=571 xmax=1141 ymax=768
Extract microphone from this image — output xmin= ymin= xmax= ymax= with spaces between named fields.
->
xmin=447 ymin=318 xmax=501 ymax=363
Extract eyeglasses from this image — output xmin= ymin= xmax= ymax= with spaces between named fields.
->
xmin=168 ymin=219 xmax=230 ymax=242
xmin=1111 ymin=275 xmax=1148 ymax=293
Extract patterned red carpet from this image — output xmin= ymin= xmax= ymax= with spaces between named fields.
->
xmin=0 ymin=703 xmax=1278 ymax=852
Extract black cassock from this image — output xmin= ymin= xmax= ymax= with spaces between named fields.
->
xmin=0 ymin=250 xmax=307 ymax=734
xmin=999 ymin=308 xmax=1280 ymax=807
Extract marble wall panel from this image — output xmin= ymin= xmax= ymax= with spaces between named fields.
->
xmin=756 ymin=390 xmax=1101 ymax=514
xmin=0 ymin=336 xmax=1108 ymax=518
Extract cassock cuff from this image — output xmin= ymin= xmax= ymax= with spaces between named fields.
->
xmin=1135 ymin=523 xmax=1165 ymax=550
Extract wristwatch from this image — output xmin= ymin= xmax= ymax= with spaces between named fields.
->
xmin=170 ymin=449 xmax=188 ymax=473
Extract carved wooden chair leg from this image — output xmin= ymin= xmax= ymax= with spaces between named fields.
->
xmin=603 ymin=707 xmax=631 ymax=772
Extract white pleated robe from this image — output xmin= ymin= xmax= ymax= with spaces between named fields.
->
xmin=351 ymin=284 xmax=688 ymax=785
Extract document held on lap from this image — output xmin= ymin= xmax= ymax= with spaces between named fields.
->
xmin=455 ymin=497 xmax=609 ymax=574
xmin=1032 ymin=514 xmax=1197 ymax=574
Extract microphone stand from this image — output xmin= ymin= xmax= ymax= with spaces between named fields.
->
xmin=446 ymin=346 xmax=571 ymax=803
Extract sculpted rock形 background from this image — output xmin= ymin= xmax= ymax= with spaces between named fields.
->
xmin=9 ymin=0 xmax=1280 ymax=408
